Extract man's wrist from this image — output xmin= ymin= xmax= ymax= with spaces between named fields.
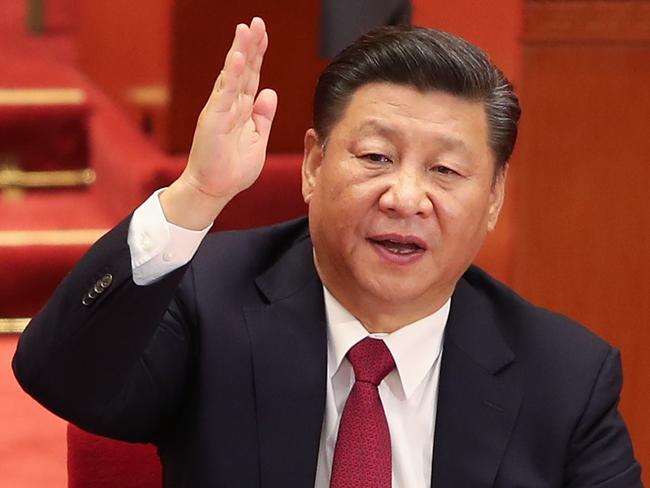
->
xmin=159 ymin=177 xmax=230 ymax=231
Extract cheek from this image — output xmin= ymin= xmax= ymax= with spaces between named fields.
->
xmin=321 ymin=169 xmax=384 ymax=216
xmin=431 ymin=189 xmax=466 ymax=224
xmin=433 ymin=188 xmax=492 ymax=234
xmin=316 ymin=188 xmax=384 ymax=259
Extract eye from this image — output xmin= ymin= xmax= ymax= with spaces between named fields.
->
xmin=431 ymin=165 xmax=459 ymax=176
xmin=362 ymin=153 xmax=392 ymax=164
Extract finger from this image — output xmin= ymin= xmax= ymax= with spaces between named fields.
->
xmin=239 ymin=18 xmax=266 ymax=95
xmin=229 ymin=23 xmax=252 ymax=70
xmin=211 ymin=23 xmax=251 ymax=95
xmin=252 ymin=88 xmax=278 ymax=142
xmin=227 ymin=19 xmax=258 ymax=96
xmin=210 ymin=49 xmax=233 ymax=94
xmin=248 ymin=17 xmax=266 ymax=53
xmin=209 ymin=51 xmax=245 ymax=114
xmin=244 ymin=31 xmax=268 ymax=97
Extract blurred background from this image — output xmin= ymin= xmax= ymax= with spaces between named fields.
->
xmin=0 ymin=0 xmax=648 ymax=486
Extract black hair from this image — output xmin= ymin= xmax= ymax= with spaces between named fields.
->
xmin=313 ymin=25 xmax=521 ymax=170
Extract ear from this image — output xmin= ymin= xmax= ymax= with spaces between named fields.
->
xmin=487 ymin=165 xmax=508 ymax=232
xmin=301 ymin=128 xmax=323 ymax=204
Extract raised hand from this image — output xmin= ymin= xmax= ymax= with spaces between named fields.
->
xmin=161 ymin=17 xmax=278 ymax=230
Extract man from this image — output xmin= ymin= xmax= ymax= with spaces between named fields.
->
xmin=13 ymin=18 xmax=642 ymax=488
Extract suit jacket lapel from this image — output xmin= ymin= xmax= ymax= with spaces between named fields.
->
xmin=244 ymin=233 xmax=327 ymax=488
xmin=432 ymin=273 xmax=523 ymax=487
xmin=243 ymin=229 xmax=522 ymax=488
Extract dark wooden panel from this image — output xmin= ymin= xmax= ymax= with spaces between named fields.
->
xmin=78 ymin=0 xmax=172 ymax=149
xmin=525 ymin=0 xmax=650 ymax=43
xmin=79 ymin=1 xmax=325 ymax=154
xmin=515 ymin=1 xmax=650 ymax=479
xmin=169 ymin=1 xmax=326 ymax=153
xmin=412 ymin=0 xmax=523 ymax=82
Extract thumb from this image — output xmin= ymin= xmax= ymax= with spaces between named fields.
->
xmin=252 ymin=88 xmax=278 ymax=142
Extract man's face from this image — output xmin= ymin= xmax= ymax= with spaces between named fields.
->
xmin=302 ymin=83 xmax=506 ymax=327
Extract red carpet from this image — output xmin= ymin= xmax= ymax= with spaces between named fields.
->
xmin=0 ymin=2 xmax=306 ymax=486
xmin=0 ymin=0 xmax=79 ymax=488
xmin=0 ymin=0 xmax=175 ymax=486
xmin=0 ymin=335 xmax=67 ymax=486
xmin=0 ymin=0 xmax=183 ymax=318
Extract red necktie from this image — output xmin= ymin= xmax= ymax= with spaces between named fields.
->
xmin=330 ymin=337 xmax=396 ymax=488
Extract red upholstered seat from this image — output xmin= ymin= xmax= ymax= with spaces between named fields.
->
xmin=67 ymin=424 xmax=161 ymax=488
xmin=0 ymin=100 xmax=91 ymax=173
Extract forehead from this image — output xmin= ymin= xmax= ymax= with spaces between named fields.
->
xmin=327 ymin=83 xmax=491 ymax=162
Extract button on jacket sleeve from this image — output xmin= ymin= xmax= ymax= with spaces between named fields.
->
xmin=12 ymin=199 xmax=203 ymax=442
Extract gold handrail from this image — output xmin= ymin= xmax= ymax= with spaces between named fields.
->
xmin=0 ymin=318 xmax=30 ymax=334
xmin=0 ymin=88 xmax=86 ymax=106
xmin=0 ymin=228 xmax=108 ymax=247
xmin=0 ymin=166 xmax=96 ymax=189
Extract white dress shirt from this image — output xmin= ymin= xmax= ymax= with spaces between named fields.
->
xmin=315 ymin=288 xmax=448 ymax=488
xmin=128 ymin=189 xmax=211 ymax=285
xmin=127 ymin=190 xmax=450 ymax=488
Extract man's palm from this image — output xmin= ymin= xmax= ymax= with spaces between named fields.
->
xmin=183 ymin=18 xmax=277 ymax=202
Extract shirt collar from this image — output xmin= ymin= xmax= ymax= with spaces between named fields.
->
xmin=323 ymin=286 xmax=450 ymax=399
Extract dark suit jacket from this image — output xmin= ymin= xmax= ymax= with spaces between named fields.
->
xmin=13 ymin=216 xmax=642 ymax=487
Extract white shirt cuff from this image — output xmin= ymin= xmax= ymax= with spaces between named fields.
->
xmin=127 ymin=188 xmax=212 ymax=285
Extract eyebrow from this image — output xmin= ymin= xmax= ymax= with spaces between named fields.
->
xmin=355 ymin=119 xmax=398 ymax=139
xmin=354 ymin=119 xmax=471 ymax=155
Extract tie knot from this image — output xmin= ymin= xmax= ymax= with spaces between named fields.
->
xmin=347 ymin=337 xmax=395 ymax=386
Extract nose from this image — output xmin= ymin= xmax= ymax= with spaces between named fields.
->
xmin=378 ymin=169 xmax=433 ymax=218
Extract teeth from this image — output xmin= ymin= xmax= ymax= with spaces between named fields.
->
xmin=381 ymin=240 xmax=419 ymax=254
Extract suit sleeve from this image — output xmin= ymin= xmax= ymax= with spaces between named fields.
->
xmin=564 ymin=347 xmax=643 ymax=487
xmin=12 ymin=216 xmax=195 ymax=443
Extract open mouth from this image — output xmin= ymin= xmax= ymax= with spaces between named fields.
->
xmin=371 ymin=239 xmax=423 ymax=254
xmin=368 ymin=234 xmax=427 ymax=258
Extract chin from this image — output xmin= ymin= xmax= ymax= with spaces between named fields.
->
xmin=362 ymin=277 xmax=433 ymax=304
